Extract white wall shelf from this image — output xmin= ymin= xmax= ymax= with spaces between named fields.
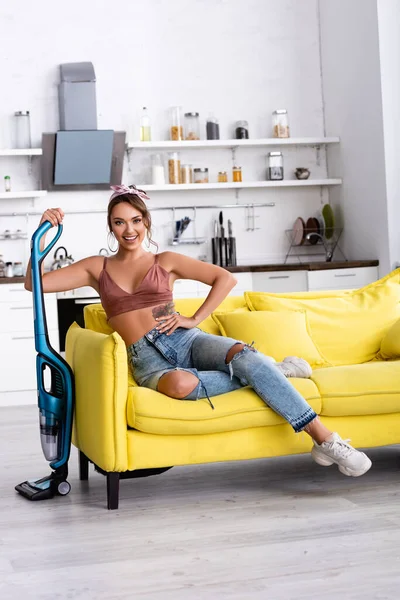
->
xmin=127 ymin=137 xmax=339 ymax=151
xmin=0 ymin=191 xmax=47 ymax=200
xmin=0 ymin=149 xmax=43 ymax=156
xmin=137 ymin=179 xmax=342 ymax=192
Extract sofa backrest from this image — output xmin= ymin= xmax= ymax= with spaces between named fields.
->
xmin=245 ymin=268 xmax=400 ymax=365
xmin=84 ymin=294 xmax=247 ymax=336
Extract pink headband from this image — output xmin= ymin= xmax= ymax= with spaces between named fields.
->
xmin=109 ymin=184 xmax=150 ymax=202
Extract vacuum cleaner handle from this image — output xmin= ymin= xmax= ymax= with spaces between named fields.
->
xmin=31 ymin=221 xmax=63 ymax=346
xmin=31 ymin=220 xmax=63 ymax=262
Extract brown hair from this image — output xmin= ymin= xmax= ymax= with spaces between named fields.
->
xmin=107 ymin=188 xmax=157 ymax=250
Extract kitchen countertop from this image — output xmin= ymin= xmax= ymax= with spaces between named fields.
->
xmin=0 ymin=260 xmax=379 ymax=284
xmin=225 ymin=260 xmax=379 ymax=273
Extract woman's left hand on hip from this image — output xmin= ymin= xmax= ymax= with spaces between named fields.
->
xmin=155 ymin=312 xmax=197 ymax=335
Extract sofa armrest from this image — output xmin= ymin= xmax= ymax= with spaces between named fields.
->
xmin=65 ymin=322 xmax=129 ymax=472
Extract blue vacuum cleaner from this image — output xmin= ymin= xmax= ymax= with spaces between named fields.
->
xmin=15 ymin=221 xmax=75 ymax=501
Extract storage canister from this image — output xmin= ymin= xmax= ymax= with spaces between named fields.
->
xmin=218 ymin=171 xmax=228 ymax=183
xmin=181 ymin=164 xmax=193 ymax=184
xmin=206 ymin=117 xmax=220 ymax=140
xmin=168 ymin=152 xmax=181 ymax=184
xmin=272 ymin=109 xmax=289 ymax=138
xmin=15 ymin=111 xmax=31 ymax=148
xmin=170 ymin=106 xmax=184 ymax=141
xmin=184 ymin=113 xmax=200 ymax=140
xmin=194 ymin=168 xmax=209 ymax=183
xmin=232 ymin=166 xmax=242 ymax=183
xmin=235 ymin=120 xmax=249 ymax=139
xmin=268 ymin=152 xmax=284 ymax=180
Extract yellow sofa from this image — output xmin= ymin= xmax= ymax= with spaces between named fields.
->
xmin=65 ymin=268 xmax=400 ymax=509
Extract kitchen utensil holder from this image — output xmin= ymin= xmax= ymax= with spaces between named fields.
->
xmin=284 ymin=227 xmax=346 ymax=264
xmin=0 ymin=231 xmax=28 ymax=240
xmin=212 ymin=236 xmax=237 ymax=267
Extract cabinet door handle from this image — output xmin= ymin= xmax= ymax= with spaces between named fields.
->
xmin=12 ymin=335 xmax=34 ymax=340
xmin=74 ymin=298 xmax=100 ymax=305
xmin=9 ymin=288 xmax=27 ymax=292
xmin=268 ymin=275 xmax=290 ymax=280
xmin=10 ymin=306 xmax=32 ymax=310
xmin=334 ymin=273 xmax=356 ymax=278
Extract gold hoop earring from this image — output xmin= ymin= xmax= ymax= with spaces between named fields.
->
xmin=107 ymin=231 xmax=118 ymax=253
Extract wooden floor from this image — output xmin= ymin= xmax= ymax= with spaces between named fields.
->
xmin=1 ymin=405 xmax=400 ymax=600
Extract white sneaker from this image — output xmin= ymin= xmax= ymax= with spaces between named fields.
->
xmin=277 ymin=356 xmax=313 ymax=379
xmin=311 ymin=432 xmax=372 ymax=477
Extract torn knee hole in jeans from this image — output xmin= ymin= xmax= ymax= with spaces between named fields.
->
xmin=226 ymin=342 xmax=256 ymax=380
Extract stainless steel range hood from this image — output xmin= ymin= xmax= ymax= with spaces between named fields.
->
xmin=41 ymin=61 xmax=125 ymax=191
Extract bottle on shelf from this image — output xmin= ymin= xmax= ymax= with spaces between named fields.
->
xmin=14 ymin=111 xmax=31 ymax=148
xmin=170 ymin=106 xmax=184 ymax=141
xmin=232 ymin=166 xmax=242 ymax=182
xmin=5 ymin=262 xmax=13 ymax=277
xmin=151 ymin=154 xmax=165 ymax=185
xmin=4 ymin=175 xmax=11 ymax=192
xmin=140 ymin=107 xmax=151 ymax=142
xmin=168 ymin=152 xmax=181 ymax=184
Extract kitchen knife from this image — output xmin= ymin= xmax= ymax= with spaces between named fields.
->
xmin=211 ymin=219 xmax=218 ymax=264
xmin=218 ymin=211 xmax=224 ymax=267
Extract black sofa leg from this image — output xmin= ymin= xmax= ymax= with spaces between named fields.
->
xmin=79 ymin=450 xmax=89 ymax=481
xmin=107 ymin=473 xmax=120 ymax=510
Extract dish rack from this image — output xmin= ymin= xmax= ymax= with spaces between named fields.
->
xmin=284 ymin=227 xmax=346 ymax=264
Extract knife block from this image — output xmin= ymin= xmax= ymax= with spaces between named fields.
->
xmin=212 ymin=237 xmax=236 ymax=267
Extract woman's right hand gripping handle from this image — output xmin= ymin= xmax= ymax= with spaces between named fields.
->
xmin=25 ymin=208 xmax=65 ymax=291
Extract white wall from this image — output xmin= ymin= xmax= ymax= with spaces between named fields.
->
xmin=0 ymin=0 xmax=330 ymax=270
xmin=377 ymin=0 xmax=400 ymax=270
xmin=318 ymin=0 xmax=390 ymax=276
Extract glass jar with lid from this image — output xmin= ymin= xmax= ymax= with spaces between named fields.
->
xmin=15 ymin=111 xmax=31 ymax=148
xmin=232 ymin=166 xmax=242 ymax=182
xmin=206 ymin=116 xmax=220 ymax=140
xmin=181 ymin=164 xmax=193 ymax=184
xmin=218 ymin=171 xmax=228 ymax=183
xmin=170 ymin=106 xmax=184 ymax=141
xmin=193 ymin=168 xmax=209 ymax=183
xmin=184 ymin=113 xmax=200 ymax=140
xmin=13 ymin=262 xmax=24 ymax=277
xmin=235 ymin=120 xmax=249 ymax=139
xmin=272 ymin=109 xmax=290 ymax=138
xmin=267 ymin=152 xmax=284 ymax=180
xmin=168 ymin=152 xmax=181 ymax=184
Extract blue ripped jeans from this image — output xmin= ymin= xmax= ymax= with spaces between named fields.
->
xmin=127 ymin=326 xmax=317 ymax=433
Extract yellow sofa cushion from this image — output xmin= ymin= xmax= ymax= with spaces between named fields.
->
xmin=245 ymin=268 xmax=400 ymax=366
xmin=311 ymin=360 xmax=400 ymax=416
xmin=84 ymin=295 xmax=247 ymax=337
xmin=378 ymin=317 xmax=400 ymax=360
xmin=127 ymin=378 xmax=321 ymax=435
xmin=212 ymin=310 xmax=328 ymax=367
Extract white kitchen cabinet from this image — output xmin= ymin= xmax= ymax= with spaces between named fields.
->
xmin=0 ymin=284 xmax=58 ymax=398
xmin=307 ymin=266 xmax=378 ymax=291
xmin=252 ymin=270 xmax=308 ymax=293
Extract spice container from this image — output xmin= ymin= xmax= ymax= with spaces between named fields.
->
xmin=232 ymin=166 xmax=242 ymax=183
xmin=4 ymin=176 xmax=11 ymax=192
xmin=181 ymin=164 xmax=193 ymax=184
xmin=184 ymin=113 xmax=200 ymax=140
xmin=194 ymin=168 xmax=209 ymax=183
xmin=151 ymin=154 xmax=165 ymax=185
xmin=206 ymin=116 xmax=220 ymax=140
xmin=235 ymin=120 xmax=249 ymax=139
xmin=272 ymin=109 xmax=290 ymax=138
xmin=15 ymin=111 xmax=31 ymax=148
xmin=170 ymin=106 xmax=184 ymax=141
xmin=168 ymin=152 xmax=181 ymax=184
xmin=0 ymin=256 xmax=5 ymax=278
xmin=268 ymin=152 xmax=284 ymax=180
xmin=218 ymin=171 xmax=228 ymax=183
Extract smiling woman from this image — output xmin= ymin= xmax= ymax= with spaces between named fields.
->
xmin=22 ymin=184 xmax=372 ymax=476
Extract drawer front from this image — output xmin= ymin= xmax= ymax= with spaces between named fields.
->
xmin=0 ymin=284 xmax=32 ymax=303
xmin=0 ymin=331 xmax=36 ymax=391
xmin=307 ymin=267 xmax=378 ymax=291
xmin=252 ymin=270 xmax=308 ymax=293
xmin=0 ymin=329 xmax=59 ymax=392
xmin=0 ymin=297 xmax=58 ymax=333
